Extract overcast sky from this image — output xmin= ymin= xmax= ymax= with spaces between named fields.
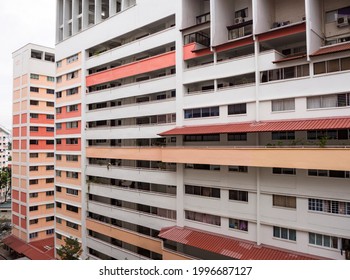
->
xmin=0 ymin=0 xmax=56 ymax=130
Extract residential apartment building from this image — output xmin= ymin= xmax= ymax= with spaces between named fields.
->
xmin=9 ymin=44 xmax=56 ymax=259
xmin=53 ymin=0 xmax=350 ymax=260
xmin=0 ymin=125 xmax=11 ymax=169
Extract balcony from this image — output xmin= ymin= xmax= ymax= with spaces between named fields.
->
xmin=86 ymin=146 xmax=350 ymax=171
xmin=227 ymin=20 xmax=253 ymax=41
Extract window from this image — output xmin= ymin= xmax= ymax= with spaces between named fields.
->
xmin=273 ymin=226 xmax=296 ymax=241
xmin=67 ymin=188 xmax=79 ymax=196
xmin=47 ymin=76 xmax=55 ymax=82
xmin=56 ymin=217 xmax=62 ymax=224
xmin=46 ymin=140 xmax=54 ymax=145
xmin=273 ymin=195 xmax=296 ymax=209
xmin=228 ymin=103 xmax=247 ymax=115
xmin=46 ymin=178 xmax=54 ymax=183
xmin=66 ymin=221 xmax=79 ymax=230
xmin=30 ymin=140 xmax=38 ymax=145
xmin=309 ymin=233 xmax=338 ymax=249
xmin=30 ymin=73 xmax=39 ymax=80
xmin=228 ymin=166 xmax=248 ymax=173
xmin=30 ymin=113 xmax=38 ymax=119
xmin=272 ymin=168 xmax=296 ymax=175
xmin=307 ymin=93 xmax=350 ymax=109
xmin=56 ymin=186 xmax=62 ymax=192
xmin=30 ymin=100 xmax=39 ymax=106
xmin=326 ymin=10 xmax=337 ymax=23
xmin=47 ymin=152 xmax=54 ymax=158
xmin=29 ymin=232 xmax=38 ymax=239
xmin=30 ymin=219 xmax=38 ymax=225
xmin=66 ymin=138 xmax=78 ymax=145
xmin=46 ymin=216 xmax=54 ymax=222
xmin=272 ymin=131 xmax=295 ymax=140
xmin=46 ymin=203 xmax=54 ymax=209
xmin=67 ymin=171 xmax=79 ymax=179
xmin=46 ymin=102 xmax=54 ymax=107
xmin=46 ymin=114 xmax=54 ymax=119
xmin=56 ymin=107 xmax=62 ymax=114
xmin=229 ymin=218 xmax=248 ymax=231
xmin=56 ymin=154 xmax=62 ymax=160
xmin=46 ymin=127 xmax=54 ymax=132
xmin=308 ymin=198 xmax=350 ymax=216
xmin=185 ymin=164 xmax=220 ymax=171
xmin=261 ymin=64 xmax=309 ymax=83
xmin=184 ymin=134 xmax=220 ymax=142
xmin=66 ymin=204 xmax=79 ymax=213
xmin=235 ymin=8 xmax=248 ymax=18
xmin=67 ymin=104 xmax=78 ymax=112
xmin=228 ymin=133 xmax=247 ymax=141
xmin=314 ymin=57 xmax=350 ymax=75
xmin=29 ymin=206 xmax=38 ymax=211
xmin=29 ymin=179 xmax=38 ymax=185
xmin=272 ymin=98 xmax=295 ymax=111
xmin=46 ymin=229 xmax=54 ymax=235
xmin=67 ymin=87 xmax=79 ymax=96
xmin=56 ymin=170 xmax=62 ymax=177
xmin=30 ymin=126 xmax=39 ymax=132
xmin=185 ymin=185 xmax=220 ymax=198
xmin=66 ymin=155 xmax=78 ymax=162
xmin=67 ymin=54 xmax=79 ymax=64
xmin=29 ymin=192 xmax=38 ymax=198
xmin=46 ymin=191 xmax=54 ymax=196
xmin=30 ymin=87 xmax=40 ymax=93
xmin=184 ymin=106 xmax=219 ymax=119
xmin=56 ymin=91 xmax=62 ymax=98
xmin=56 ymin=123 xmax=62 ymax=130
xmin=56 ymin=139 xmax=62 ymax=145
xmin=57 ymin=61 xmax=62 ymax=68
xmin=30 ymin=153 xmax=39 ymax=158
xmin=185 ymin=210 xmax=221 ymax=226
xmin=56 ymin=202 xmax=62 ymax=208
xmin=229 ymin=190 xmax=248 ymax=202
xmin=67 ymin=71 xmax=78 ymax=80
xmin=29 ymin=166 xmax=38 ymax=172
xmin=307 ymin=129 xmax=350 ymax=140
xmin=66 ymin=121 xmax=78 ymax=129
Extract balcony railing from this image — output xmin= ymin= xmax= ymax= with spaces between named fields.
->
xmin=227 ymin=20 xmax=253 ymax=40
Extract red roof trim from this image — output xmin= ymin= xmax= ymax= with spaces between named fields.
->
xmin=159 ymin=226 xmax=326 ymax=260
xmin=310 ymin=42 xmax=350 ymax=57
xmin=257 ymin=22 xmax=306 ymax=42
xmin=159 ymin=117 xmax=350 ymax=136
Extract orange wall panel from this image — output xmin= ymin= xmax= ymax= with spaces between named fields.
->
xmin=30 ymin=127 xmax=54 ymax=137
xmin=30 ymin=140 xmax=54 ymax=150
xmin=13 ymin=127 xmax=20 ymax=137
xmin=21 ymin=192 xmax=26 ymax=203
xmin=56 ymin=122 xmax=81 ymax=135
xmin=14 ymin=90 xmax=20 ymax=100
xmin=13 ymin=140 xmax=19 ymax=150
xmin=13 ymin=190 xmax=20 ymax=200
xmin=21 ymin=205 xmax=26 ymax=215
xmin=21 ymin=126 xmax=27 ymax=137
xmin=13 ymin=77 xmax=21 ymax=88
xmin=30 ymin=113 xmax=54 ymax=125
xmin=21 ymin=113 xmax=27 ymax=124
xmin=86 ymin=51 xmax=176 ymax=87
xmin=57 ymin=138 xmax=81 ymax=151
xmin=21 ymin=140 xmax=27 ymax=149
xmin=13 ymin=115 xmax=20 ymax=125
xmin=56 ymin=104 xmax=82 ymax=120
xmin=21 ymin=218 xmax=27 ymax=229
xmin=183 ymin=42 xmax=213 ymax=61
xmin=12 ymin=202 xmax=19 ymax=213
xmin=12 ymin=215 xmax=20 ymax=226
xmin=22 ymin=74 xmax=28 ymax=84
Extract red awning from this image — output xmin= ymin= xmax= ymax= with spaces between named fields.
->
xmin=2 ymin=235 xmax=54 ymax=260
xmin=311 ymin=42 xmax=350 ymax=57
xmin=159 ymin=117 xmax=350 ymax=136
xmin=159 ymin=226 xmax=326 ymax=260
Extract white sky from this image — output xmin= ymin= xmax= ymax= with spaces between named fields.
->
xmin=0 ymin=0 xmax=56 ymax=130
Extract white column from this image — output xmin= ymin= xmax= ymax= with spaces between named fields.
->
xmin=72 ymin=0 xmax=79 ymax=34
xmin=95 ymin=0 xmax=102 ymax=24
xmin=82 ymin=0 xmax=89 ymax=28
xmin=109 ymin=0 xmax=116 ymax=16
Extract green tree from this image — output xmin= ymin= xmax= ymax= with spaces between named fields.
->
xmin=0 ymin=167 xmax=11 ymax=203
xmin=57 ymin=236 xmax=82 ymax=260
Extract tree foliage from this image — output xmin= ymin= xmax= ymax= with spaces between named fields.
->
xmin=57 ymin=236 xmax=82 ymax=260
xmin=0 ymin=167 xmax=11 ymax=203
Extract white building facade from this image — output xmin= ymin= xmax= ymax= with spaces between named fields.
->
xmin=55 ymin=0 xmax=350 ymax=260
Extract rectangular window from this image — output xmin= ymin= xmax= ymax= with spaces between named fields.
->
xmin=229 ymin=218 xmax=248 ymax=231
xmin=29 ymin=179 xmax=38 ymax=185
xmin=66 ymin=155 xmax=78 ymax=162
xmin=66 ymin=138 xmax=78 ymax=144
xmin=67 ymin=104 xmax=78 ymax=112
xmin=272 ymin=168 xmax=296 ymax=175
xmin=46 ymin=102 xmax=54 ymax=107
xmin=30 ymin=100 xmax=39 ymax=106
xmin=308 ymin=198 xmax=350 ymax=216
xmin=183 ymin=134 xmax=220 ymax=142
xmin=29 ymin=166 xmax=38 ymax=172
xmin=56 ymin=217 xmax=62 ymax=224
xmin=185 ymin=185 xmax=220 ymax=198
xmin=272 ymin=131 xmax=295 ymax=140
xmin=272 ymin=98 xmax=295 ymax=111
xmin=30 ymin=140 xmax=38 ymax=145
xmin=229 ymin=190 xmax=248 ymax=202
xmin=46 ymin=140 xmax=54 ymax=145
xmin=66 ymin=171 xmax=79 ymax=179
xmin=66 ymin=204 xmax=79 ymax=213
xmin=56 ymin=170 xmax=62 ymax=177
xmin=307 ymin=93 xmax=350 ymax=109
xmin=30 ymin=73 xmax=39 ymax=80
xmin=46 ymin=229 xmax=54 ymax=235
xmin=30 ymin=153 xmax=39 ymax=158
xmin=47 ymin=152 xmax=54 ymax=158
xmin=185 ymin=210 xmax=221 ymax=226
xmin=228 ymin=166 xmax=248 ymax=173
xmin=30 ymin=126 xmax=39 ymax=132
xmin=30 ymin=87 xmax=39 ymax=93
xmin=46 ymin=114 xmax=54 ymax=119
xmin=67 ymin=54 xmax=79 ymax=64
xmin=66 ymin=87 xmax=79 ymax=96
xmin=309 ymin=232 xmax=338 ymax=249
xmin=29 ymin=232 xmax=38 ymax=239
xmin=228 ymin=103 xmax=247 ymax=115
xmin=46 ymin=216 xmax=54 ymax=222
xmin=66 ymin=71 xmax=78 ymax=80
xmin=29 ymin=192 xmax=38 ymax=198
xmin=273 ymin=226 xmax=296 ymax=241
xmin=30 ymin=113 xmax=38 ymax=119
xmin=56 ymin=154 xmax=62 ymax=161
xmin=46 ymin=191 xmax=54 ymax=196
xmin=46 ymin=178 xmax=54 ymax=183
xmin=47 ymin=76 xmax=55 ymax=82
xmin=66 ymin=121 xmax=78 ymax=129
xmin=56 ymin=91 xmax=62 ymax=98
xmin=56 ymin=139 xmax=62 ymax=145
xmin=29 ymin=206 xmax=38 ymax=211
xmin=46 ymin=203 xmax=54 ymax=209
xmin=56 ymin=186 xmax=62 ymax=192
xmin=228 ymin=133 xmax=247 ymax=141
xmin=56 ymin=202 xmax=62 ymax=208
xmin=29 ymin=219 xmax=38 ymax=225
xmin=273 ymin=195 xmax=296 ymax=209
xmin=184 ymin=106 xmax=219 ymax=119
xmin=66 ymin=221 xmax=79 ymax=230
xmin=66 ymin=188 xmax=79 ymax=196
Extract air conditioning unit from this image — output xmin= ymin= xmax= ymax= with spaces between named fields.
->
xmin=234 ymin=17 xmax=244 ymax=24
xmin=337 ymin=16 xmax=349 ymax=27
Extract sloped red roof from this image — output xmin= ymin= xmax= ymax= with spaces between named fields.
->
xmin=311 ymin=42 xmax=350 ymax=57
xmin=159 ymin=117 xmax=350 ymax=136
xmin=2 ymin=235 xmax=54 ymax=260
xmin=159 ymin=226 xmax=326 ymax=260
